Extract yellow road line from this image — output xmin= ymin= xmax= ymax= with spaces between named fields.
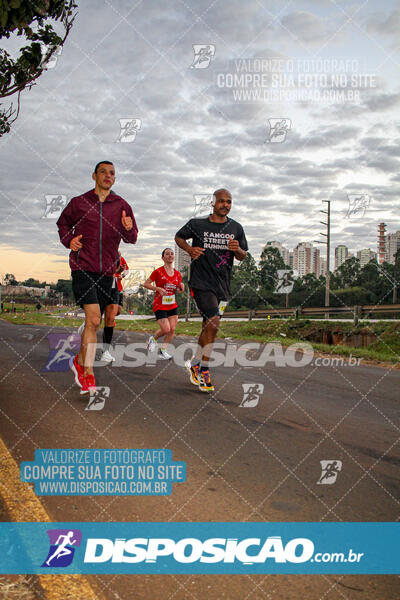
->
xmin=0 ymin=435 xmax=103 ymax=600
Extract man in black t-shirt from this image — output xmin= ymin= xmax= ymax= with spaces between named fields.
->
xmin=175 ymin=188 xmax=248 ymax=392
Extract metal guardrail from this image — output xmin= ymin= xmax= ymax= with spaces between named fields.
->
xmin=187 ymin=304 xmax=400 ymax=324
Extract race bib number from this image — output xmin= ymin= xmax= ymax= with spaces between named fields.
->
xmin=218 ymin=300 xmax=228 ymax=315
xmin=162 ymin=294 xmax=176 ymax=305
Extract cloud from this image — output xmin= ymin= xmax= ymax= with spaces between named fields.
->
xmin=0 ymin=0 xmax=399 ymax=278
xmin=366 ymin=9 xmax=400 ymax=39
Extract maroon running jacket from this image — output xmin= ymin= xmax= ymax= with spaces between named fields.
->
xmin=57 ymin=189 xmax=138 ymax=276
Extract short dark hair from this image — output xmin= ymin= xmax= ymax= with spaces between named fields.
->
xmin=94 ymin=161 xmax=114 ymax=173
xmin=162 ymin=247 xmax=173 ymax=258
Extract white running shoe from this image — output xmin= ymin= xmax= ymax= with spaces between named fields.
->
xmin=100 ymin=349 xmax=115 ymax=363
xmin=158 ymin=348 xmax=172 ymax=360
xmin=147 ymin=335 xmax=157 ymax=352
xmin=77 ymin=322 xmax=85 ymax=336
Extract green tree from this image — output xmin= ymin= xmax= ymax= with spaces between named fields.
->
xmin=4 ymin=273 xmax=18 ymax=285
xmin=55 ymin=278 xmax=72 ymax=299
xmin=331 ymin=256 xmax=361 ymax=289
xmin=230 ymin=252 xmax=260 ymax=309
xmin=330 ymin=286 xmax=375 ymax=307
xmin=259 ymin=246 xmax=285 ymax=296
xmin=290 ymin=272 xmax=325 ymax=307
xmin=355 ymin=260 xmax=383 ymax=302
xmin=0 ymin=0 xmax=77 ymax=135
xmin=21 ymin=277 xmax=44 ymax=287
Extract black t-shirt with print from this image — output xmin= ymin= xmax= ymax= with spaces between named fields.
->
xmin=176 ymin=216 xmax=248 ymax=298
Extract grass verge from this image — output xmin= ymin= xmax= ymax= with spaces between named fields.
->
xmin=1 ymin=312 xmax=399 ymax=365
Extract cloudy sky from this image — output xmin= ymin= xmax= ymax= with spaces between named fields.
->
xmin=0 ymin=0 xmax=399 ymax=282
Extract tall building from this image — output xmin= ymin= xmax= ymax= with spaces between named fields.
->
xmin=386 ymin=231 xmax=400 ymax=265
xmin=175 ymin=242 xmax=190 ymax=272
xmin=357 ymin=248 xmax=377 ymax=267
xmin=320 ymin=258 xmax=327 ymax=277
xmin=293 ymin=242 xmax=321 ymax=277
xmin=334 ymin=245 xmax=348 ymax=270
xmin=264 ymin=241 xmax=291 ymax=266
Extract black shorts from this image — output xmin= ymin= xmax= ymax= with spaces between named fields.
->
xmin=154 ymin=307 xmax=178 ymax=320
xmin=72 ymin=271 xmax=113 ymax=315
xmin=109 ymin=288 xmax=123 ymax=307
xmin=192 ymin=288 xmax=227 ymax=321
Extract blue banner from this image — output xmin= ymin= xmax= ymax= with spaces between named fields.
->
xmin=0 ymin=522 xmax=398 ymax=574
xmin=20 ymin=449 xmax=186 ymax=496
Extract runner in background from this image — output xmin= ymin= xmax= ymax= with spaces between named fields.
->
xmin=143 ymin=248 xmax=184 ymax=359
xmin=100 ymin=251 xmax=129 ymax=363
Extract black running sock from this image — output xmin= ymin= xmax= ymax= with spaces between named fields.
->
xmin=103 ymin=326 xmax=114 ymax=351
xmin=200 ymin=361 xmax=209 ymax=372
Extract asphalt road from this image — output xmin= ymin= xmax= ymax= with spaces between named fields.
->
xmin=0 ymin=320 xmax=399 ymax=600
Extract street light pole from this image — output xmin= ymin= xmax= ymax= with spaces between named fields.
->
xmin=314 ymin=199 xmax=331 ymax=319
xmin=324 ymin=200 xmax=331 ymax=315
xmin=394 ymin=250 xmax=398 ymax=304
xmin=185 ymin=264 xmax=191 ymax=322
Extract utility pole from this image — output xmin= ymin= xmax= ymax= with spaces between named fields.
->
xmin=185 ymin=264 xmax=191 ymax=322
xmin=314 ymin=199 xmax=331 ymax=319
xmin=394 ymin=250 xmax=399 ymax=304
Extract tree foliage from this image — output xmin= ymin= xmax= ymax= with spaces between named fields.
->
xmin=0 ymin=0 xmax=77 ymax=135
xmin=230 ymin=252 xmax=260 ymax=309
xmin=228 ymin=251 xmax=397 ymax=311
xmin=3 ymin=272 xmax=18 ymax=285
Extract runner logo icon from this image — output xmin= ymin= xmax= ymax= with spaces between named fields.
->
xmin=116 ymin=119 xmax=142 ymax=143
xmin=240 ymin=383 xmax=264 ymax=408
xmin=346 ymin=194 xmax=370 ymax=219
xmin=317 ymin=460 xmax=342 ymax=485
xmin=85 ymin=386 xmax=110 ymax=411
xmin=193 ymin=194 xmax=213 ymax=217
xmin=190 ymin=45 xmax=216 ymax=69
xmin=42 ymin=333 xmax=81 ymax=372
xmin=123 ymin=269 xmax=146 ymax=295
xmin=266 ymin=118 xmax=291 ymax=143
xmin=39 ymin=44 xmax=62 ymax=69
xmin=42 ymin=529 xmax=82 ymax=567
xmin=42 ymin=195 xmax=67 ymax=219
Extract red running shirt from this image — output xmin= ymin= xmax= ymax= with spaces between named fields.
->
xmin=114 ymin=256 xmax=129 ymax=292
xmin=150 ymin=267 xmax=182 ymax=312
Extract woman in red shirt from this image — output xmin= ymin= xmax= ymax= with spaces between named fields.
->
xmin=143 ymin=248 xmax=184 ymax=359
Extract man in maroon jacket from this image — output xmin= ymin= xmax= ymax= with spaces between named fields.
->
xmin=57 ymin=161 xmax=138 ymax=395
